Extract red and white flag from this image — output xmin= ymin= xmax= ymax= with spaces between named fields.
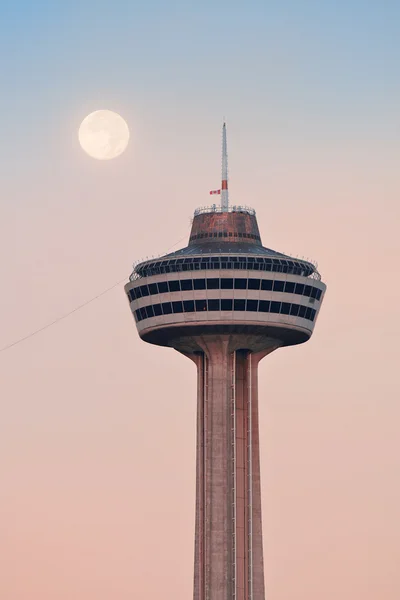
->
xmin=209 ymin=189 xmax=221 ymax=195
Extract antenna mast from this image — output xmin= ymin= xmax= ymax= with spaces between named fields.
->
xmin=221 ymin=121 xmax=229 ymax=210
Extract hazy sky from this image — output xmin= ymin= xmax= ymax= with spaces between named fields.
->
xmin=0 ymin=1 xmax=399 ymax=599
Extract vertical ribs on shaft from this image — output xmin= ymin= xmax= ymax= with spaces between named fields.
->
xmin=185 ymin=338 xmax=270 ymax=600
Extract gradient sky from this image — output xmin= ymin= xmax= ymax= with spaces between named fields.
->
xmin=1 ymin=1 xmax=399 ymax=599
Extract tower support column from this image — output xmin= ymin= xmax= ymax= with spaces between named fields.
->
xmin=181 ymin=336 xmax=276 ymax=600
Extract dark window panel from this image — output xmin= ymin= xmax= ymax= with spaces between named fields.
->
xmin=248 ymin=278 xmax=260 ymax=290
xmin=310 ymin=309 xmax=316 ymax=321
xmin=195 ymin=299 xmax=207 ymax=311
xmin=247 ymin=299 xmax=258 ymax=312
xmin=221 ymin=299 xmax=233 ymax=311
xmin=261 ymin=279 xmax=273 ymax=291
xmin=148 ymin=283 xmax=158 ymax=295
xmin=139 ymin=308 xmax=147 ymax=320
xmin=183 ymin=300 xmax=195 ymax=312
xmin=284 ymin=282 xmax=295 ymax=294
xmin=145 ymin=305 xmax=154 ymax=318
xmin=316 ymin=289 xmax=322 ymax=301
xmin=135 ymin=309 xmax=142 ymax=321
xmin=305 ymin=307 xmax=312 ymax=320
xmin=207 ymin=278 xmax=219 ymax=289
xmin=234 ymin=279 xmax=247 ymax=289
xmin=208 ymin=299 xmax=220 ymax=311
xmin=281 ymin=302 xmax=291 ymax=315
xmin=172 ymin=301 xmax=184 ymax=313
xmin=157 ymin=281 xmax=168 ymax=294
xmin=135 ymin=287 xmax=142 ymax=298
xmin=304 ymin=285 xmax=312 ymax=297
xmin=298 ymin=305 xmax=306 ymax=318
xmin=290 ymin=304 xmax=299 ymax=316
xmin=270 ymin=301 xmax=281 ymax=313
xmin=295 ymin=283 xmax=305 ymax=295
xmin=259 ymin=300 xmax=270 ymax=312
xmin=194 ymin=279 xmax=206 ymax=290
xmin=168 ymin=280 xmax=180 ymax=292
xmin=180 ymin=279 xmax=193 ymax=291
xmin=310 ymin=287 xmax=318 ymax=299
xmin=273 ymin=281 xmax=284 ymax=292
xmin=221 ymin=278 xmax=233 ymax=289
xmin=153 ymin=304 xmax=163 ymax=316
xmin=234 ymin=299 xmax=246 ymax=311
xmin=162 ymin=302 xmax=173 ymax=315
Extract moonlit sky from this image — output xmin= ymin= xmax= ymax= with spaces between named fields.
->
xmin=0 ymin=1 xmax=399 ymax=599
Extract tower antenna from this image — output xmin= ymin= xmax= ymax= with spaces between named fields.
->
xmin=221 ymin=121 xmax=229 ymax=209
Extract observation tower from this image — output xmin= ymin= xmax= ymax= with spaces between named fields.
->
xmin=125 ymin=123 xmax=326 ymax=600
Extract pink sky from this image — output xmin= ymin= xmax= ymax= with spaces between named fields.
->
xmin=0 ymin=123 xmax=399 ymax=599
xmin=1 ymin=2 xmax=400 ymax=597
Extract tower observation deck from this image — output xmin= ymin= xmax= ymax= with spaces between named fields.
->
xmin=125 ymin=124 xmax=326 ymax=600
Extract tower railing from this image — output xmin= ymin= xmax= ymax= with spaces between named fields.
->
xmin=194 ymin=205 xmax=256 ymax=216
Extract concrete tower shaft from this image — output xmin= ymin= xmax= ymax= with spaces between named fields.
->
xmin=184 ymin=338 xmax=278 ymax=600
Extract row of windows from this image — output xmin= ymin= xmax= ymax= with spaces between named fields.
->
xmin=135 ymin=299 xmax=317 ymax=323
xmin=127 ymin=278 xmax=323 ymax=302
xmin=190 ymin=231 xmax=261 ymax=241
xmin=135 ymin=256 xmax=315 ymax=279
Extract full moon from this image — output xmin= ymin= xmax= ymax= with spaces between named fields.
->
xmin=78 ymin=110 xmax=130 ymax=160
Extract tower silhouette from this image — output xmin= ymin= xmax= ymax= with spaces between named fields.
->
xmin=125 ymin=124 xmax=326 ymax=600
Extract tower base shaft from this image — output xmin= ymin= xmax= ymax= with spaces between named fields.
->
xmin=181 ymin=337 xmax=275 ymax=600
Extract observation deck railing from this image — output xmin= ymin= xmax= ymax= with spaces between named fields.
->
xmin=194 ymin=205 xmax=256 ymax=216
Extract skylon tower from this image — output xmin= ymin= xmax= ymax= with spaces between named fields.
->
xmin=125 ymin=124 xmax=326 ymax=600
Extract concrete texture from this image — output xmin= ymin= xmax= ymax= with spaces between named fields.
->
xmin=182 ymin=336 xmax=278 ymax=600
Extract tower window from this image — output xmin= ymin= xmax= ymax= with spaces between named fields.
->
xmin=208 ymin=299 xmax=220 ymax=311
xmin=273 ymin=281 xmax=284 ymax=292
xmin=168 ymin=280 xmax=180 ymax=292
xmin=304 ymin=285 xmax=312 ymax=297
xmin=172 ymin=301 xmax=184 ymax=313
xmin=145 ymin=305 xmax=154 ymax=318
xmin=221 ymin=278 xmax=233 ymax=289
xmin=259 ymin=300 xmax=270 ymax=313
xmin=284 ymin=282 xmax=295 ymax=294
xmin=234 ymin=299 xmax=246 ymax=311
xmin=195 ymin=299 xmax=207 ymax=311
xmin=248 ymin=278 xmax=260 ymax=290
xmin=183 ymin=300 xmax=195 ymax=312
xmin=221 ymin=299 xmax=233 ymax=310
xmin=247 ymin=299 xmax=258 ymax=312
xmin=194 ymin=279 xmax=206 ymax=290
xmin=270 ymin=302 xmax=281 ymax=313
xmin=157 ymin=282 xmax=168 ymax=294
xmin=206 ymin=278 xmax=219 ymax=289
xmin=281 ymin=302 xmax=291 ymax=315
xmin=234 ymin=279 xmax=247 ymax=289
xmin=261 ymin=280 xmax=273 ymax=291
xmin=148 ymin=283 xmax=158 ymax=295
xmin=153 ymin=304 xmax=163 ymax=316
xmin=162 ymin=302 xmax=173 ymax=314
xmin=181 ymin=279 xmax=193 ymax=291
